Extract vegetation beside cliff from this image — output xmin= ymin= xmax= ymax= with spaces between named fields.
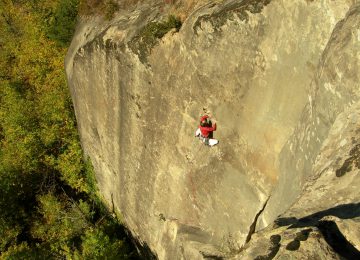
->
xmin=0 ymin=0 xmax=137 ymax=258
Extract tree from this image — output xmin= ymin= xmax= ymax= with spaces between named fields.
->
xmin=0 ymin=0 xmax=137 ymax=258
xmin=46 ymin=0 xmax=79 ymax=46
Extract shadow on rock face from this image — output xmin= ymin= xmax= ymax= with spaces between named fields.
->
xmin=274 ymin=217 xmax=298 ymax=227
xmin=131 ymin=239 xmax=157 ymax=260
xmin=284 ymin=229 xmax=312 ymax=252
xmin=285 ymin=239 xmax=300 ymax=251
xmin=275 ymin=202 xmax=360 ymax=228
xmin=254 ymin=234 xmax=281 ymax=260
xmin=286 ymin=228 xmax=312 ymax=251
xmin=275 ymin=203 xmax=360 ymax=258
xmin=318 ymin=220 xmax=360 ymax=259
xmin=295 ymin=228 xmax=312 ymax=241
xmin=336 ymin=143 xmax=360 ymax=177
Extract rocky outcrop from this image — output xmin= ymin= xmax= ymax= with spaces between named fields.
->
xmin=231 ymin=100 xmax=360 ymax=259
xmin=65 ymin=0 xmax=360 ymax=258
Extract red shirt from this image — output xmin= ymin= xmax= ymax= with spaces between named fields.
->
xmin=199 ymin=115 xmax=216 ymax=137
xmin=199 ymin=124 xmax=216 ymax=137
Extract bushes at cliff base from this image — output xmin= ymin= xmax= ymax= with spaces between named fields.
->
xmin=0 ymin=0 xmax=136 ymax=258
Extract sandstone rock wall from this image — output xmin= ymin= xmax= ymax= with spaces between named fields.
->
xmin=259 ymin=0 xmax=360 ymax=228
xmin=233 ymin=100 xmax=360 ymax=259
xmin=65 ymin=0 xmax=360 ymax=258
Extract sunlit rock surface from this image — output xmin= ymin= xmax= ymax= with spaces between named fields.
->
xmin=65 ymin=0 xmax=360 ymax=258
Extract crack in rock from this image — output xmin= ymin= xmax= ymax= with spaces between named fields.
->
xmin=246 ymin=196 xmax=270 ymax=243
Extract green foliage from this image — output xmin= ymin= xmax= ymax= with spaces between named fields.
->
xmin=78 ymin=0 xmax=124 ymax=19
xmin=0 ymin=242 xmax=51 ymax=260
xmin=84 ymin=158 xmax=99 ymax=198
xmin=30 ymin=193 xmax=90 ymax=257
xmin=104 ymin=0 xmax=119 ymax=20
xmin=146 ymin=15 xmax=182 ymax=39
xmin=0 ymin=219 xmax=21 ymax=252
xmin=31 ymin=193 xmax=89 ymax=243
xmin=75 ymin=229 xmax=130 ymax=259
xmin=55 ymin=139 xmax=87 ymax=191
xmin=0 ymin=82 xmax=41 ymax=173
xmin=0 ymin=0 xmax=137 ymax=258
xmin=129 ymin=15 xmax=182 ymax=62
xmin=78 ymin=0 xmax=103 ymax=16
xmin=46 ymin=0 xmax=79 ymax=46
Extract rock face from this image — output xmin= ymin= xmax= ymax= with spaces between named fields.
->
xmin=65 ymin=0 xmax=360 ymax=259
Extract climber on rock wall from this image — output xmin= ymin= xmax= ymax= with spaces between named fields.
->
xmin=195 ymin=115 xmax=219 ymax=146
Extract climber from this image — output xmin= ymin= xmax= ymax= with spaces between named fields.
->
xmin=195 ymin=115 xmax=219 ymax=146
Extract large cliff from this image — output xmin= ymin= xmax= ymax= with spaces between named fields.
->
xmin=65 ymin=0 xmax=360 ymax=258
